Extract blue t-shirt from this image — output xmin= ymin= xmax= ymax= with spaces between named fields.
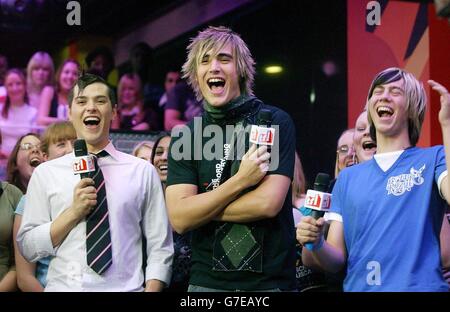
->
xmin=331 ymin=146 xmax=448 ymax=291
xmin=15 ymin=195 xmax=50 ymax=288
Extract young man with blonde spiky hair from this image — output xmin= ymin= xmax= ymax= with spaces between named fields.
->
xmin=297 ymin=67 xmax=450 ymax=291
xmin=166 ymin=26 xmax=297 ymax=291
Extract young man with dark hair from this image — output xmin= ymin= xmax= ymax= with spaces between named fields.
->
xmin=18 ymin=73 xmax=173 ymax=291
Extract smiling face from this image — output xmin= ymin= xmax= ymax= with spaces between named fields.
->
xmin=119 ymin=76 xmax=139 ymax=107
xmin=31 ymin=65 xmax=51 ymax=88
xmin=16 ymin=135 xmax=44 ymax=186
xmin=337 ymin=130 xmax=356 ymax=172
xmin=69 ymin=82 xmax=116 ymax=152
xmin=368 ymin=78 xmax=409 ymax=142
xmin=5 ymin=72 xmax=26 ymax=104
xmin=354 ymin=111 xmax=376 ymax=163
xmin=153 ymin=136 xmax=170 ymax=183
xmin=197 ymin=43 xmax=241 ymax=107
xmin=47 ymin=139 xmax=74 ymax=160
xmin=59 ymin=62 xmax=79 ymax=92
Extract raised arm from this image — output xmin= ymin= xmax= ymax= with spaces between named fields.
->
xmin=429 ymin=80 xmax=450 ymax=204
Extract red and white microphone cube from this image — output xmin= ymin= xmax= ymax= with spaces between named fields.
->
xmin=73 ymin=155 xmax=95 ymax=175
xmin=250 ymin=125 xmax=275 ymax=146
xmin=304 ymin=190 xmax=332 ymax=211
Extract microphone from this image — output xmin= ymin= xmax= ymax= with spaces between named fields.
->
xmin=301 ymin=173 xmax=332 ymax=251
xmin=250 ymin=108 xmax=275 ymax=160
xmin=73 ymin=139 xmax=95 ymax=179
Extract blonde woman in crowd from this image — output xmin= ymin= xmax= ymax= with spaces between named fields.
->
xmin=132 ymin=141 xmax=154 ymax=161
xmin=26 ymin=51 xmax=54 ymax=109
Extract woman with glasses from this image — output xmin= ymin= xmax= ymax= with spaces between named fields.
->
xmin=0 ymin=69 xmax=38 ymax=158
xmin=12 ymin=122 xmax=77 ymax=291
xmin=6 ymin=133 xmax=44 ymax=194
xmin=334 ymin=128 xmax=356 ymax=178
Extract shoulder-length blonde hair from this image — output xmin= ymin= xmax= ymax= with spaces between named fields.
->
xmin=26 ymin=51 xmax=55 ymax=93
xmin=182 ymin=26 xmax=255 ymax=101
xmin=117 ymin=73 xmax=143 ymax=108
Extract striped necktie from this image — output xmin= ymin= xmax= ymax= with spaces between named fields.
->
xmin=86 ymin=150 xmax=112 ymax=275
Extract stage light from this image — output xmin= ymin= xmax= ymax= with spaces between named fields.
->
xmin=264 ymin=65 xmax=283 ymax=75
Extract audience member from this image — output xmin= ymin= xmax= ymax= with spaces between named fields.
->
xmin=132 ymin=141 xmax=153 ymax=161
xmin=151 ymin=133 xmax=191 ymax=292
xmin=164 ymin=80 xmax=202 ymax=131
xmin=353 ymin=110 xmax=376 ymax=163
xmin=37 ymin=59 xmax=80 ymax=126
xmin=85 ymin=46 xmax=115 ymax=81
xmin=0 ymin=54 xmax=8 ymax=105
xmin=0 ymin=69 xmax=38 ymax=158
xmin=0 ymin=179 xmax=22 ymax=291
xmin=111 ymin=73 xmax=158 ymax=130
xmin=334 ymin=128 xmax=356 ymax=178
xmin=13 ymin=122 xmax=76 ymax=291
xmin=129 ymin=42 xmax=164 ymax=116
xmin=6 ymin=133 xmax=44 ymax=194
xmin=26 ymin=52 xmax=54 ymax=109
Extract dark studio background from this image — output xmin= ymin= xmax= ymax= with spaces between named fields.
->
xmin=0 ymin=0 xmax=349 ymax=186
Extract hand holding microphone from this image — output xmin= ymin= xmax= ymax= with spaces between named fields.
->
xmin=297 ymin=173 xmax=332 ymax=251
xmin=71 ymin=139 xmax=97 ymax=219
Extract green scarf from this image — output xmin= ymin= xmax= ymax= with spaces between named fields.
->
xmin=203 ymin=94 xmax=258 ymax=124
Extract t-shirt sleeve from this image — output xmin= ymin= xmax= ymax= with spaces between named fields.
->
xmin=267 ymin=109 xmax=296 ymax=179
xmin=435 ymin=145 xmax=448 ymax=198
xmin=329 ymin=173 xmax=345 ymax=221
xmin=167 ymin=124 xmax=198 ymax=186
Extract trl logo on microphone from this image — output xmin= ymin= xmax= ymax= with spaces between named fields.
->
xmin=250 ymin=125 xmax=275 ymax=146
xmin=304 ymin=190 xmax=331 ymax=211
xmin=73 ymin=156 xmax=95 ymax=175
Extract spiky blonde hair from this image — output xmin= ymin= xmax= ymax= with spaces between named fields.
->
xmin=182 ymin=26 xmax=255 ymax=101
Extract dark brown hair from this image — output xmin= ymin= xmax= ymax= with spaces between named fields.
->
xmin=6 ymin=133 xmax=40 ymax=193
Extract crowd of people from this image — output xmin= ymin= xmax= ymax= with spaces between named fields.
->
xmin=0 ymin=25 xmax=449 ymax=292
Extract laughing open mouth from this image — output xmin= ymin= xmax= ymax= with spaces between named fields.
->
xmin=207 ymin=77 xmax=225 ymax=91
xmin=376 ymin=106 xmax=394 ymax=118
xmin=83 ymin=117 xmax=100 ymax=126
xmin=29 ymin=157 xmax=42 ymax=167
xmin=362 ymin=141 xmax=377 ymax=151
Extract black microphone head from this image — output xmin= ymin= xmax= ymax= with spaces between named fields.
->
xmin=74 ymin=139 xmax=88 ymax=157
xmin=258 ymin=109 xmax=272 ymax=125
xmin=314 ymin=172 xmax=331 ymax=192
